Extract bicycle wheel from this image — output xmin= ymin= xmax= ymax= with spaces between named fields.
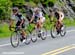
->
xmin=51 ymin=25 xmax=58 ymax=38
xmin=10 ymin=31 xmax=20 ymax=48
xmin=60 ymin=25 xmax=66 ymax=37
xmin=31 ymin=29 xmax=37 ymax=43
xmin=40 ymin=27 xmax=47 ymax=40
xmin=25 ymin=34 xmax=31 ymax=45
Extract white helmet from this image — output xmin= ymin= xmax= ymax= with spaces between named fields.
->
xmin=34 ymin=7 xmax=40 ymax=12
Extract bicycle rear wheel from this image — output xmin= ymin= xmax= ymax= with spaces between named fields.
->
xmin=60 ymin=25 xmax=66 ymax=37
xmin=10 ymin=31 xmax=20 ymax=48
xmin=40 ymin=27 xmax=47 ymax=40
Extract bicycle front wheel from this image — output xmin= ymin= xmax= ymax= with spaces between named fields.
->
xmin=50 ymin=25 xmax=58 ymax=38
xmin=31 ymin=30 xmax=37 ymax=43
xmin=10 ymin=31 xmax=19 ymax=48
xmin=25 ymin=34 xmax=31 ymax=45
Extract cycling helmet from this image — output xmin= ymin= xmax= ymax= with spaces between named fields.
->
xmin=12 ymin=7 xmax=19 ymax=11
xmin=34 ymin=7 xmax=40 ymax=12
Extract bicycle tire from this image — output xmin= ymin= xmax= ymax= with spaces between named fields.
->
xmin=25 ymin=34 xmax=31 ymax=45
xmin=31 ymin=30 xmax=37 ymax=43
xmin=10 ymin=31 xmax=19 ymax=48
xmin=40 ymin=27 xmax=47 ymax=40
xmin=60 ymin=25 xmax=66 ymax=37
xmin=50 ymin=25 xmax=57 ymax=38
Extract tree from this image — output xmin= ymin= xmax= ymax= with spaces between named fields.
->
xmin=0 ymin=0 xmax=12 ymax=20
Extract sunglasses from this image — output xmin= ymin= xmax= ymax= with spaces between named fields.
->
xmin=12 ymin=9 xmax=18 ymax=12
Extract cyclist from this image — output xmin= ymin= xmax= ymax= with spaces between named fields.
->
xmin=54 ymin=8 xmax=64 ymax=34
xmin=30 ymin=7 xmax=45 ymax=31
xmin=10 ymin=7 xmax=26 ymax=42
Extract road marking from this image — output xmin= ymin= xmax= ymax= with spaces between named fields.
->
xmin=67 ymin=30 xmax=75 ymax=32
xmin=42 ymin=44 xmax=75 ymax=55
xmin=51 ymin=47 xmax=75 ymax=55
xmin=41 ymin=45 xmax=73 ymax=55
xmin=0 ymin=43 xmax=11 ymax=47
xmin=0 ymin=29 xmax=75 ymax=47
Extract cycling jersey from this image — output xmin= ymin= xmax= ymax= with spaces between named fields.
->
xmin=55 ymin=11 xmax=64 ymax=20
xmin=32 ymin=12 xmax=43 ymax=19
xmin=11 ymin=13 xmax=26 ymax=28
xmin=11 ymin=13 xmax=25 ymax=22
xmin=32 ymin=11 xmax=45 ymax=23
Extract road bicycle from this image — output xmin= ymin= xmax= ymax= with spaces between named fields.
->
xmin=50 ymin=21 xmax=66 ymax=38
xmin=31 ymin=22 xmax=47 ymax=42
xmin=9 ymin=26 xmax=31 ymax=48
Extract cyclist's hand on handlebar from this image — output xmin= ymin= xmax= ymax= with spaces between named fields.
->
xmin=9 ymin=25 xmax=12 ymax=31
xmin=18 ymin=26 xmax=21 ymax=28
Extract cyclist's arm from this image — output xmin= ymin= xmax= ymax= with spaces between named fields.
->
xmin=19 ymin=19 xmax=24 ymax=26
xmin=30 ymin=16 xmax=34 ymax=23
xmin=30 ymin=12 xmax=35 ymax=23
xmin=10 ymin=14 xmax=15 ymax=27
xmin=9 ymin=19 xmax=14 ymax=27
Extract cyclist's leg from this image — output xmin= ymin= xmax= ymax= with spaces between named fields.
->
xmin=37 ymin=17 xmax=45 ymax=31
xmin=58 ymin=17 xmax=64 ymax=28
xmin=37 ymin=20 xmax=41 ymax=29
xmin=40 ymin=17 xmax=45 ymax=28
xmin=56 ymin=17 xmax=64 ymax=34
xmin=21 ymin=24 xmax=26 ymax=39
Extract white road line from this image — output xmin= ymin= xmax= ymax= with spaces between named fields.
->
xmin=0 ymin=43 xmax=11 ymax=47
xmin=0 ymin=29 xmax=75 ymax=47
xmin=72 ymin=44 xmax=75 ymax=46
xmin=67 ymin=30 xmax=75 ymax=32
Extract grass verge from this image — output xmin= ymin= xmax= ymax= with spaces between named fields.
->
xmin=0 ymin=23 xmax=11 ymax=38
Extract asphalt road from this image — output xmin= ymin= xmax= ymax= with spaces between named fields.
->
xmin=0 ymin=27 xmax=75 ymax=55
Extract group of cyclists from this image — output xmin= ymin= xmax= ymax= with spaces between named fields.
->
xmin=9 ymin=6 xmax=64 ymax=42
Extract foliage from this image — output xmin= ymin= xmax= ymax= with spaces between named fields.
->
xmin=0 ymin=0 xmax=25 ymax=20
xmin=0 ymin=0 xmax=12 ymax=20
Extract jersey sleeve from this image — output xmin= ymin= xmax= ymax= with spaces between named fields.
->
xmin=11 ymin=14 xmax=16 ymax=20
xmin=39 ymin=12 xmax=43 ymax=17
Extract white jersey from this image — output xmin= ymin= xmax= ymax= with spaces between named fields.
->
xmin=32 ymin=12 xmax=43 ymax=19
xmin=32 ymin=11 xmax=45 ymax=23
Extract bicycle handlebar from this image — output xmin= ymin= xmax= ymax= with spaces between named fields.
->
xmin=9 ymin=26 xmax=22 ymax=31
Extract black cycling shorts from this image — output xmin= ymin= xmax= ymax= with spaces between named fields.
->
xmin=16 ymin=21 xmax=25 ymax=28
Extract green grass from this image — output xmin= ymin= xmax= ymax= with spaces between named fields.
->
xmin=63 ymin=18 xmax=75 ymax=27
xmin=0 ymin=23 xmax=11 ymax=38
